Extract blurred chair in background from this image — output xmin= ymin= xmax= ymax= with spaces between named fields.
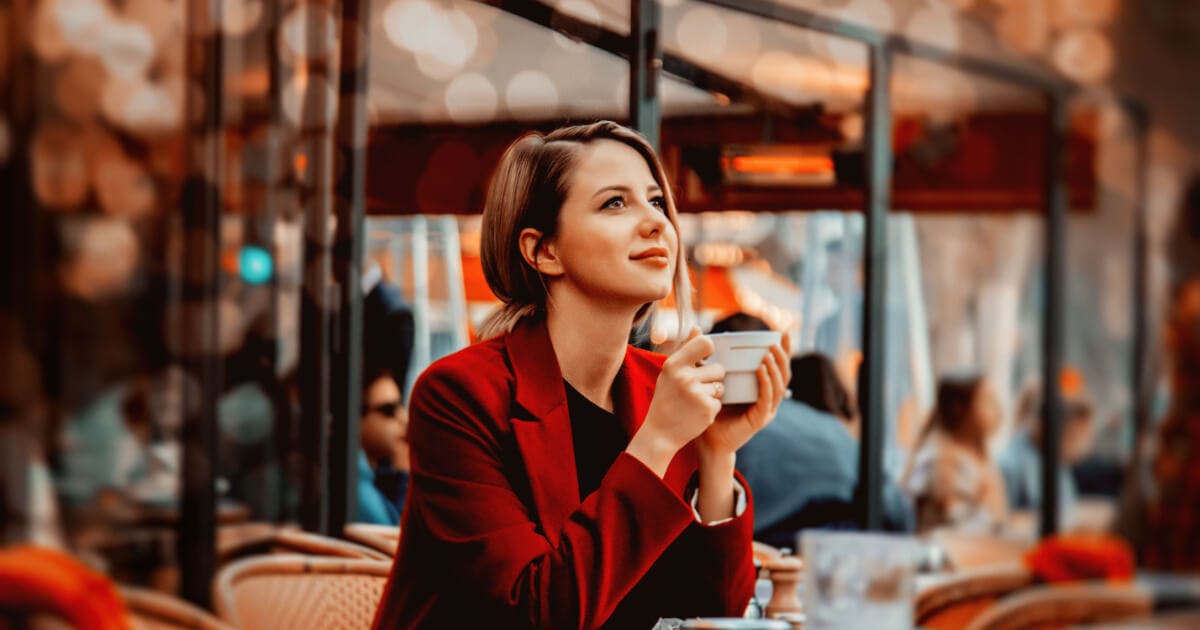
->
xmin=213 ymin=555 xmax=390 ymax=630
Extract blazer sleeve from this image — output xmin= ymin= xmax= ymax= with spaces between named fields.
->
xmin=404 ymin=362 xmax=699 ymax=629
xmin=668 ymin=471 xmax=757 ymax=617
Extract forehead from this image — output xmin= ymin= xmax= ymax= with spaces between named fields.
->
xmin=568 ymin=139 xmax=659 ymax=190
xmin=365 ymin=376 xmax=400 ymax=400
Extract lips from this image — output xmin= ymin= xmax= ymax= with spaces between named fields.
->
xmin=631 ymin=246 xmax=670 ymax=262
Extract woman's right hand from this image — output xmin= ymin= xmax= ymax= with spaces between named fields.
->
xmin=626 ymin=328 xmax=726 ymax=478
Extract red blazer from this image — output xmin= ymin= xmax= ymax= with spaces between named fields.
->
xmin=372 ymin=316 xmax=756 ymax=629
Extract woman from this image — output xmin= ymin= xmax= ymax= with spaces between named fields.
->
xmin=372 ymin=122 xmax=789 ymax=629
xmin=902 ymin=375 xmax=1007 ymax=533
xmin=357 ymin=366 xmax=406 ymax=525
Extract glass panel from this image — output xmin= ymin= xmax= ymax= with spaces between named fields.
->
xmin=656 ymin=6 xmax=887 ymax=541
xmin=891 ymin=53 xmax=1049 ymax=537
xmin=1060 ymin=97 xmax=1140 ymax=512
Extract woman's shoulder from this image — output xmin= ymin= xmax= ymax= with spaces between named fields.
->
xmin=411 ymin=337 xmax=514 ymax=403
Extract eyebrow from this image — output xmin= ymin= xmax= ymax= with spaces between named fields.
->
xmin=591 ymin=184 xmax=663 ymax=199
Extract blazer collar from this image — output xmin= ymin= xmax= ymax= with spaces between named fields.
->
xmin=504 ymin=316 xmax=664 ymax=544
xmin=504 ymin=316 xmax=658 ymax=433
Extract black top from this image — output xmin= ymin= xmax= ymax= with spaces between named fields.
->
xmin=564 ymin=380 xmax=629 ymax=501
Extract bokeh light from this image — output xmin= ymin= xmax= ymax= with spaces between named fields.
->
xmin=279 ymin=2 xmax=338 ymax=61
xmin=444 ymin=73 xmax=498 ymax=123
xmin=238 ymin=245 xmax=274 ymax=285
xmin=677 ymin=7 xmax=728 ymax=64
xmin=31 ymin=123 xmax=90 ymax=210
xmin=282 ymin=74 xmax=338 ymax=130
xmin=94 ymin=154 xmax=158 ymax=219
xmin=97 ymin=18 xmax=157 ymax=80
xmin=1051 ymin=28 xmax=1114 ymax=84
xmin=54 ymin=57 xmax=106 ymax=123
xmin=221 ymin=0 xmax=264 ymax=37
xmin=551 ymin=0 xmax=599 ymax=51
xmin=123 ymin=0 xmax=181 ymax=43
xmin=58 ymin=218 xmax=141 ymax=301
xmin=383 ymin=1 xmax=478 ymax=80
xmin=752 ymin=51 xmax=834 ymax=105
xmin=505 ymin=70 xmax=560 ymax=120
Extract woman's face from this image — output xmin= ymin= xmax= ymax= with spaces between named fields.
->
xmin=970 ymin=382 xmax=1002 ymax=437
xmin=546 ymin=139 xmax=678 ymax=309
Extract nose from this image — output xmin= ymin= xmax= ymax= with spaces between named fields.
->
xmin=637 ymin=201 xmax=670 ymax=238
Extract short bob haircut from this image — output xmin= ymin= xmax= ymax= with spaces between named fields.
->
xmin=477 ymin=121 xmax=693 ymax=340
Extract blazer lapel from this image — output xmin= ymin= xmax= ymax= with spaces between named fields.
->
xmin=506 ymin=318 xmax=579 ymax=546
xmin=613 ymin=348 xmax=696 ymax=496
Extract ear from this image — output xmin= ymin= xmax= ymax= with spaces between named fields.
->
xmin=518 ymin=228 xmax=565 ymax=277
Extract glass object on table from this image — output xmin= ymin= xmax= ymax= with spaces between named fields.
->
xmin=801 ymin=531 xmax=920 ymax=629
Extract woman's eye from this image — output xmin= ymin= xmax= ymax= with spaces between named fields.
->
xmin=650 ymin=196 xmax=667 ymax=211
xmin=602 ymin=196 xmax=626 ymax=209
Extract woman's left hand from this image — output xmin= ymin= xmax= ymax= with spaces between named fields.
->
xmin=697 ymin=332 xmax=791 ymax=456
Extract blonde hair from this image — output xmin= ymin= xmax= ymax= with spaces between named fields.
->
xmin=477 ymin=121 xmax=692 ymax=340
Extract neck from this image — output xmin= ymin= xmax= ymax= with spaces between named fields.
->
xmin=545 ymin=286 xmax=639 ymax=412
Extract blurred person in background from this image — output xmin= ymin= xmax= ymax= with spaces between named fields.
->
xmin=903 ymin=375 xmax=1008 ymax=533
xmin=357 ymin=366 xmax=406 ymax=526
xmin=1142 ymin=280 xmax=1200 ymax=570
xmin=374 ymin=122 xmax=789 ymax=628
xmin=361 ymin=259 xmax=415 ymax=521
xmin=0 ymin=314 xmax=62 ymax=547
xmin=727 ymin=310 xmax=913 ymax=546
xmin=997 ymin=383 xmax=1095 ymax=530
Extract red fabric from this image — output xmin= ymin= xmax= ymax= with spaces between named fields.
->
xmin=372 ymin=317 xmax=756 ymax=629
xmin=0 ymin=546 xmax=131 ymax=630
xmin=1025 ymin=534 xmax=1135 ymax=583
xmin=1144 ymin=281 xmax=1200 ymax=570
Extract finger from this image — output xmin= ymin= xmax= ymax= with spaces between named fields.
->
xmin=691 ymin=362 xmax=726 ymax=383
xmin=750 ymin=364 xmax=773 ymax=420
xmin=769 ymin=342 xmax=788 ymax=375
xmin=764 ymin=350 xmax=785 ymax=409
xmin=781 ymin=330 xmax=792 ymax=357
xmin=671 ymin=333 xmax=715 ymax=367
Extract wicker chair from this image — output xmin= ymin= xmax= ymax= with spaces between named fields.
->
xmin=218 ymin=525 xmax=389 ymax=564
xmin=213 ymin=555 xmax=392 ymax=629
xmin=119 ymin=586 xmax=232 ymax=630
xmin=963 ymin=582 xmax=1153 ymax=630
xmin=915 ymin=566 xmax=1035 ymax=630
xmin=343 ymin=523 xmax=401 ymax=557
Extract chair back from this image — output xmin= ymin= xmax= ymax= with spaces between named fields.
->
xmin=218 ymin=525 xmax=389 ymax=564
xmin=915 ymin=566 xmax=1035 ymax=630
xmin=343 ymin=523 xmax=400 ymax=557
xmin=213 ymin=555 xmax=391 ymax=629
xmin=119 ymin=586 xmax=232 ymax=630
xmin=964 ymin=582 xmax=1152 ymax=630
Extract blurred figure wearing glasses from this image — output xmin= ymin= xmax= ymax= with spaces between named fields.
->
xmin=358 ymin=366 xmax=408 ymax=526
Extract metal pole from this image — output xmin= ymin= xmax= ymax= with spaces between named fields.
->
xmin=629 ymin=0 xmax=661 ymax=149
xmin=855 ymin=43 xmax=891 ymax=531
xmin=328 ymin=0 xmax=372 ymax=535
xmin=178 ymin=0 xmax=224 ymax=607
xmin=1129 ymin=104 xmax=1151 ymax=479
xmin=296 ymin=0 xmax=339 ymax=534
xmin=1039 ymin=96 xmax=1069 ymax=538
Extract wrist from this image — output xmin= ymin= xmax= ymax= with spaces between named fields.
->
xmin=697 ymin=444 xmax=737 ymax=471
xmin=626 ymin=426 xmax=679 ymax=479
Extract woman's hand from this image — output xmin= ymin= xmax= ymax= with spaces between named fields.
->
xmin=697 ymin=332 xmax=791 ymax=457
xmin=627 ymin=328 xmax=725 ymax=478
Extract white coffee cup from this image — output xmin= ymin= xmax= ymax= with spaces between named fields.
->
xmin=706 ymin=331 xmax=782 ymax=404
